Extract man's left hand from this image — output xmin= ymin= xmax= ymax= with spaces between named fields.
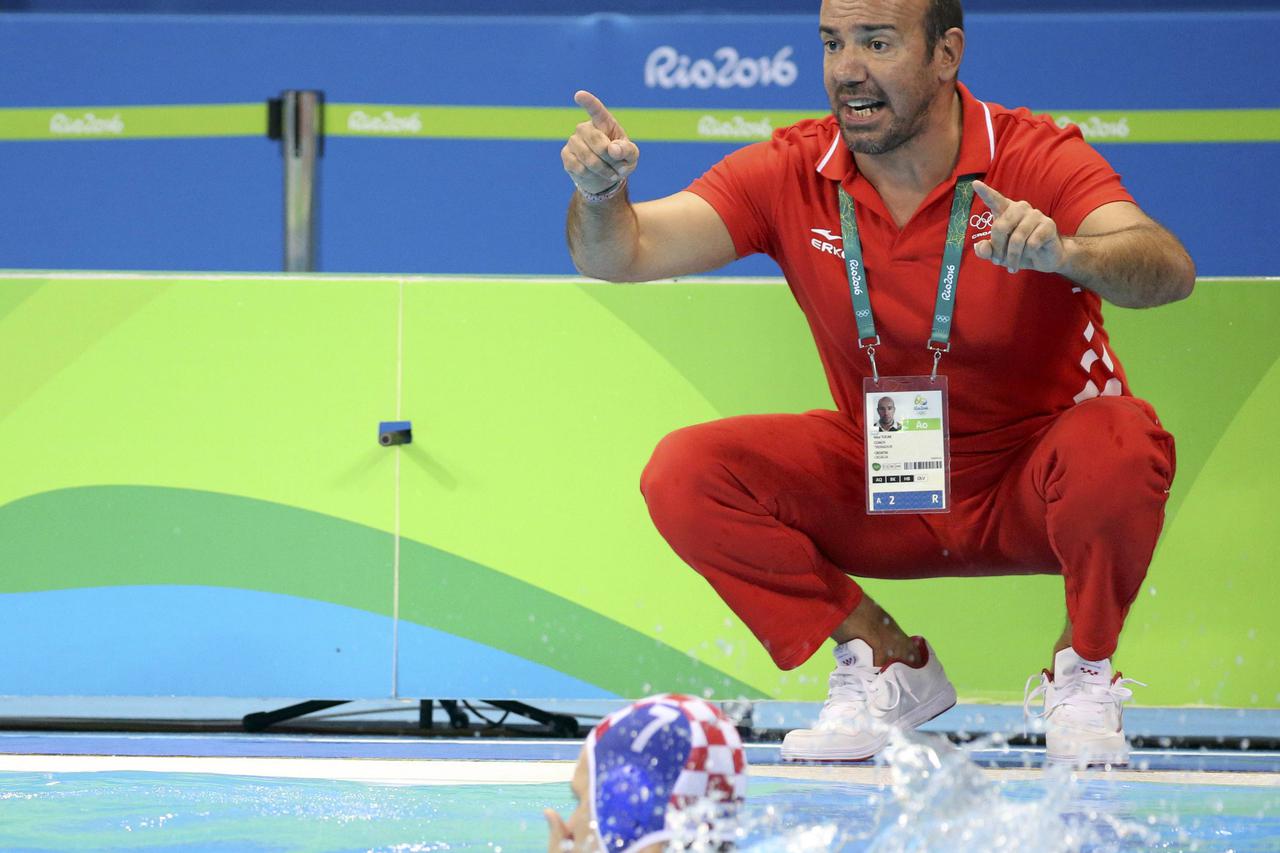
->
xmin=972 ymin=181 xmax=1067 ymax=275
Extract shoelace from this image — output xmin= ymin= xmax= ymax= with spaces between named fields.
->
xmin=1022 ymin=671 xmax=1051 ymax=725
xmin=820 ymin=666 xmax=902 ymax=722
xmin=1023 ymin=671 xmax=1146 ymax=730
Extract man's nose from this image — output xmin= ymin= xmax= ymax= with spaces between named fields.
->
xmin=829 ymin=46 xmax=868 ymax=84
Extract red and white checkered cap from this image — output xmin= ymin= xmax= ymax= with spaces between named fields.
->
xmin=588 ymin=693 xmax=748 ymax=851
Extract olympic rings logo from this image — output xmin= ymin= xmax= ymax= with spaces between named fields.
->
xmin=970 ymin=211 xmax=994 ymax=229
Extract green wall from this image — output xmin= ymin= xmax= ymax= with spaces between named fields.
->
xmin=0 ymin=272 xmax=1274 ymax=707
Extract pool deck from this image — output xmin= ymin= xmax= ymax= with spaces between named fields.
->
xmin=1 ymin=700 xmax=1275 ymax=783
xmin=0 ymin=730 xmax=1276 ymax=786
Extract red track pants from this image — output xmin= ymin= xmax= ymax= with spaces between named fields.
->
xmin=640 ymin=396 xmax=1175 ymax=669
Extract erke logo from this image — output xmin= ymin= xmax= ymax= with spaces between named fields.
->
xmin=809 ymin=228 xmax=845 ymax=258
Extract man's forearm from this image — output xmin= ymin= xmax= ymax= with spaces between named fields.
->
xmin=566 ymin=187 xmax=642 ymax=282
xmin=1060 ymin=224 xmax=1196 ymax=308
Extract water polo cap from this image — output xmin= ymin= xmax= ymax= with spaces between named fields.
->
xmin=587 ymin=693 xmax=748 ymax=852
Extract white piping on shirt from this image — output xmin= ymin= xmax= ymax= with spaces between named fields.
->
xmin=980 ymin=100 xmax=995 ymax=161
xmin=816 ymin=97 xmax=996 ymax=174
xmin=815 ymin=132 xmax=841 ymax=174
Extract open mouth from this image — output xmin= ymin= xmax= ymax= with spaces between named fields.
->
xmin=843 ymin=99 xmax=886 ymax=119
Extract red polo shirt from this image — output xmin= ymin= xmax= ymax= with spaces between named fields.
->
xmin=687 ymin=82 xmax=1136 ymax=452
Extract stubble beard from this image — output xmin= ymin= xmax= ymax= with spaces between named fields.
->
xmin=832 ymin=75 xmax=938 ymax=156
xmin=839 ymin=108 xmax=927 ymax=155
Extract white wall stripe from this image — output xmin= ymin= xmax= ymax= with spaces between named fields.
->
xmin=0 ymin=271 xmax=1270 ymax=286
xmin=0 ymin=271 xmax=786 ymax=286
xmin=391 ymin=277 xmax=405 ymax=700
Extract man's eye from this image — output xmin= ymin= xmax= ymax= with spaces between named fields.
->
xmin=823 ymin=39 xmax=839 ymax=52
xmin=870 ymin=40 xmax=888 ymax=51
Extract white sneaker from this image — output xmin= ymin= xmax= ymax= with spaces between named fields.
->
xmin=1023 ymin=647 xmax=1145 ymax=766
xmin=781 ymin=637 xmax=957 ymax=761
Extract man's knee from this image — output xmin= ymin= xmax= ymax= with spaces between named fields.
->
xmin=641 ymin=423 xmax=725 ymax=535
xmin=1051 ymin=397 xmax=1175 ymax=490
xmin=641 ymin=419 xmax=769 ymax=543
xmin=1041 ymin=397 xmax=1175 ymax=559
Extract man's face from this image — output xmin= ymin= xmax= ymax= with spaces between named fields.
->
xmin=877 ymin=397 xmax=896 ymax=425
xmin=559 ymin=752 xmax=599 ymax=851
xmin=820 ymin=0 xmax=941 ymax=155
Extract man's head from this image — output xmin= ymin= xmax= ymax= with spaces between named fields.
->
xmin=877 ymin=396 xmax=897 ymax=427
xmin=820 ymin=0 xmax=965 ymax=156
xmin=547 ymin=694 xmax=748 ymax=852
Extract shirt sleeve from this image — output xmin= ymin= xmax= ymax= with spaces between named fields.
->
xmin=684 ymin=138 xmax=786 ymax=259
xmin=1024 ymin=119 xmax=1135 ymax=236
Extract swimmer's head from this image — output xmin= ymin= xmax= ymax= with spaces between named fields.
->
xmin=546 ymin=694 xmax=748 ymax=852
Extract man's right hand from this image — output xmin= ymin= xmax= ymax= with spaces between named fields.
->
xmin=561 ymin=90 xmax=640 ymax=195
xmin=563 ymin=88 xmax=735 ymax=282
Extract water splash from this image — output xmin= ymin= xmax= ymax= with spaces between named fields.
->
xmin=0 ymin=756 xmax=1273 ymax=851
xmin=862 ymin=729 xmax=1164 ymax=852
xmin=741 ymin=821 xmax=840 ymax=852
xmin=730 ymin=727 xmax=1170 ymax=852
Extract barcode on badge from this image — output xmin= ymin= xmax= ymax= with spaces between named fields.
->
xmin=904 ymin=461 xmax=943 ymax=470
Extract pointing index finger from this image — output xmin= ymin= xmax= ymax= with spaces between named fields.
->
xmin=574 ymin=89 xmax=622 ymax=138
xmin=972 ymin=180 xmax=1010 ymax=214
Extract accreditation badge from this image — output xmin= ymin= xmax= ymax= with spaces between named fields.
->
xmin=863 ymin=376 xmax=951 ymax=514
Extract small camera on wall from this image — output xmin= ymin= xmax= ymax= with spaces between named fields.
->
xmin=378 ymin=420 xmax=412 ymax=446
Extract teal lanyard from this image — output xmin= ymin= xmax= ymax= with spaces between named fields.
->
xmin=839 ymin=176 xmax=977 ymax=381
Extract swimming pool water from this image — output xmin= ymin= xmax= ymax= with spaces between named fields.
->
xmin=0 ymin=770 xmax=1275 ymax=852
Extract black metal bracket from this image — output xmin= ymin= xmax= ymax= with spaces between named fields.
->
xmin=241 ymin=698 xmax=579 ymax=737
xmin=266 ymin=90 xmax=325 ymax=156
xmin=242 ymin=699 xmax=347 ymax=733
xmin=485 ymin=700 xmax=580 ymax=737
xmin=420 ymin=699 xmax=469 ymax=730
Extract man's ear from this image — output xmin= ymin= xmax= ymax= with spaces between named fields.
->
xmin=935 ymin=27 xmax=965 ymax=82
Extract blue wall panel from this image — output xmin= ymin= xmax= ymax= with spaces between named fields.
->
xmin=1 ymin=11 xmax=1277 ymax=276
xmin=0 ymin=138 xmax=280 ymax=271
xmin=0 ymin=586 xmax=616 ymax=697
xmin=6 ymin=1 xmax=1274 ymax=16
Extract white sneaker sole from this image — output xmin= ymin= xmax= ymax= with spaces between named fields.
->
xmin=780 ymin=684 xmax=958 ymax=762
xmin=1045 ymin=732 xmax=1130 ymax=767
xmin=1045 ymin=752 xmax=1130 ymax=767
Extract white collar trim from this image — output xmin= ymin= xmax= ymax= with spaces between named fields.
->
xmin=815 ymin=130 xmax=841 ymax=173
